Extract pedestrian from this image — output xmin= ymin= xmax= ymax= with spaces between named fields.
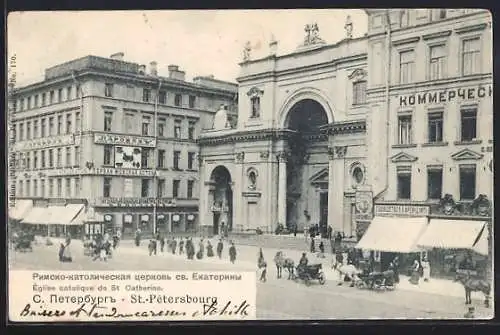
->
xmin=318 ymin=241 xmax=325 ymax=258
xmin=259 ymin=261 xmax=267 ymax=282
xmin=293 ymin=223 xmax=298 ymax=237
xmin=179 ymin=238 xmax=184 ymax=254
xmin=159 ymin=234 xmax=165 ymax=252
xmin=171 ymin=238 xmax=177 ymax=255
xmin=327 ymin=225 xmax=333 ymax=240
xmin=206 ymin=241 xmax=214 ymax=257
xmin=304 ymin=225 xmax=308 ymax=244
xmin=187 ymin=238 xmax=195 ymax=260
xmin=229 ymin=241 xmax=237 ymax=264
xmin=217 ymin=239 xmax=224 ymax=259
xmin=135 ymin=229 xmax=141 ymax=247
xmin=148 ymin=239 xmax=156 ymax=256
xmin=310 ymin=236 xmax=316 ymax=253
xmin=421 ymin=255 xmax=431 ymax=282
xmin=391 ymin=256 xmax=400 ymax=283
xmin=197 ymin=239 xmax=204 ymax=260
xmin=409 ymin=258 xmax=421 ymax=285
xmin=335 ymin=251 xmax=344 ymax=285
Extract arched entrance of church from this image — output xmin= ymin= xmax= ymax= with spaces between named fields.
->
xmin=210 ymin=166 xmax=233 ymax=236
xmin=284 ymin=99 xmax=330 ymax=236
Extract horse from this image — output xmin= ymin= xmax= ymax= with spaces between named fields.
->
xmin=274 ymin=251 xmax=295 ymax=279
xmin=454 ymin=273 xmax=491 ymax=307
xmin=332 ymin=262 xmax=361 ymax=286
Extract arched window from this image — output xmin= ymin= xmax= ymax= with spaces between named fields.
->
xmin=353 ymin=81 xmax=367 ymax=105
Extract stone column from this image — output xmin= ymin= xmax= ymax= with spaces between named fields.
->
xmin=234 ymin=152 xmax=245 ymax=232
xmin=328 ymin=146 xmax=346 ymax=233
xmin=277 ymin=151 xmax=288 ymax=228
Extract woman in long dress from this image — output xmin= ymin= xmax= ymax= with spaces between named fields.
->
xmin=421 ymin=255 xmax=431 ymax=282
xmin=409 ymin=259 xmax=421 ymax=285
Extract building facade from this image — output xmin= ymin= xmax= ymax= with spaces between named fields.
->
xmin=10 ymin=54 xmax=237 ymax=237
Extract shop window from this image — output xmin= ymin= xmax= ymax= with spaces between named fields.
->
xmin=460 ymin=108 xmax=477 ymax=141
xmin=397 ymin=166 xmax=411 ymax=199
xmin=428 ymin=111 xmax=444 ymax=143
xmin=172 ymin=179 xmax=180 ymax=198
xmin=103 ymin=177 xmax=112 ymax=197
xmin=398 ymin=114 xmax=413 ymax=145
xmin=399 ymin=50 xmax=415 ymax=84
xmin=141 ymin=179 xmax=150 ymax=197
xmin=352 ymin=81 xmax=367 ymax=105
xmin=459 ymin=165 xmax=476 ymax=200
xmin=427 ymin=166 xmax=443 ymax=200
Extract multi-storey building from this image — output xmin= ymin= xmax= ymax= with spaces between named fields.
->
xmin=361 ymin=8 xmax=492 ymax=276
xmin=9 ymin=53 xmax=237 ymax=237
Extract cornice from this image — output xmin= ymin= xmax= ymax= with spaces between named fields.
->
xmin=197 ymin=129 xmax=299 ymax=146
xmin=422 ymin=30 xmax=452 ymax=41
xmin=455 ymin=23 xmax=488 ymax=34
xmin=321 ymin=119 xmax=367 ymax=135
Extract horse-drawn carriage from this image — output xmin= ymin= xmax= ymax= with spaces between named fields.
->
xmin=12 ymin=232 xmax=34 ymax=252
xmin=354 ymin=269 xmax=395 ymax=290
xmin=293 ymin=264 xmax=326 ymax=286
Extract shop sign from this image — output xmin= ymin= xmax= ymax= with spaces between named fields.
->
xmin=355 ymin=190 xmax=373 ymax=221
xmin=375 ymin=204 xmax=430 ymax=217
xmin=211 ymin=204 xmax=229 ymax=212
xmin=89 ymin=167 xmax=155 ymax=177
xmin=95 ymin=197 xmax=177 ymax=207
xmin=399 ymin=85 xmax=492 ymax=107
xmin=14 ymin=134 xmax=75 ymax=151
xmin=94 ymin=132 xmax=156 ymax=147
xmin=47 ymin=167 xmax=82 ymax=177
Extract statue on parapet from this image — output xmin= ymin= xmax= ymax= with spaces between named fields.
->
xmin=212 ymin=104 xmax=231 ymax=130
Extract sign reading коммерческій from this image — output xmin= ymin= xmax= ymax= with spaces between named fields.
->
xmin=374 ymin=204 xmax=430 ymax=217
xmin=399 ymin=85 xmax=492 ymax=107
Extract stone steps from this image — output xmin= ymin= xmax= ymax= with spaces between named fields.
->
xmin=227 ymin=233 xmax=331 ymax=253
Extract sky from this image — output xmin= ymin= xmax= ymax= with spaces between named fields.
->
xmin=7 ymin=10 xmax=368 ymax=87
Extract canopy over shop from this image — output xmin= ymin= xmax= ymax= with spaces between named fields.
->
xmin=21 ymin=204 xmax=85 ymax=237
xmin=9 ymin=200 xmax=33 ymax=221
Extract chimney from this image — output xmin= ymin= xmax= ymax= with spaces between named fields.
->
xmin=149 ymin=61 xmax=158 ymax=76
xmin=138 ymin=64 xmax=146 ymax=75
xmin=110 ymin=52 xmax=124 ymax=61
xmin=168 ymin=64 xmax=186 ymax=81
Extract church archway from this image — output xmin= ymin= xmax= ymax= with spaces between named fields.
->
xmin=209 ymin=165 xmax=233 ymax=235
xmin=283 ymin=98 xmax=330 ymax=236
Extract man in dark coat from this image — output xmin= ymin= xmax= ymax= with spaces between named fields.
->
xmin=229 ymin=242 xmax=237 ymax=264
xmin=217 ymin=239 xmax=224 ymax=259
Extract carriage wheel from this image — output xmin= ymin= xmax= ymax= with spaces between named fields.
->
xmin=318 ymin=273 xmax=326 ymax=285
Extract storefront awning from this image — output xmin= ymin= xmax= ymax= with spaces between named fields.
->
xmin=48 ymin=204 xmax=85 ymax=225
xmin=9 ymin=200 xmax=33 ymax=220
xmin=22 ymin=207 xmax=52 ymax=225
xmin=355 ymin=216 xmax=428 ymax=253
xmin=417 ymin=219 xmax=488 ymax=255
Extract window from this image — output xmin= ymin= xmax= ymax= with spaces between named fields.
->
xmin=397 ymin=166 xmax=412 ymax=199
xmin=188 ymin=152 xmax=195 ymax=170
xmin=34 ymin=180 xmax=38 ymax=197
xmin=427 ymin=166 xmax=443 ymax=200
xmin=398 ymin=114 xmax=413 ymax=145
xmin=416 ymin=9 xmax=429 ymax=19
xmin=141 ymin=148 xmax=151 ymax=168
xmin=57 ymin=178 xmax=62 ymax=197
xmin=124 ymin=113 xmax=135 ymax=133
xmin=50 ymin=91 xmax=55 ymax=104
xmin=48 ymin=179 xmax=53 ymax=197
xmin=65 ymin=147 xmax=71 ymax=167
xmin=143 ymin=88 xmax=151 ymax=102
xmin=172 ymin=180 xmax=180 ymax=198
xmin=41 ymin=150 xmax=46 ymax=168
xmin=158 ymin=150 xmax=165 ymax=168
xmin=65 ymin=178 xmax=71 ymax=197
xmin=74 ymin=177 xmax=80 ymax=196
xmin=57 ymin=148 xmax=62 ymax=167
xmin=157 ymin=179 xmax=165 ymax=198
xmin=104 ymin=83 xmax=113 ymax=97
xmin=67 ymin=86 xmax=72 ymax=100
xmin=104 ymin=145 xmax=112 ymax=165
xmin=429 ymin=45 xmax=447 ymax=80
xmin=104 ymin=111 xmax=113 ymax=132
xmin=74 ymin=146 xmax=80 ymax=166
xmin=174 ymin=94 xmax=182 ymax=107
xmin=188 ymin=121 xmax=195 ymax=140
xmin=352 ymin=81 xmax=367 ymax=105
xmin=34 ymin=151 xmax=38 ymax=169
xmin=439 ymin=9 xmax=447 ymax=19
xmin=41 ymin=93 xmax=46 ymax=106
xmin=27 ymin=96 xmax=32 ymax=109
xmin=428 ymin=111 xmax=444 ymax=143
xmin=57 ymin=115 xmax=63 ymax=135
xmin=141 ymin=179 xmax=150 ymax=197
xmin=187 ymin=180 xmax=194 ymax=199
xmin=19 ymin=181 xmax=23 ymax=196
xmin=75 ymin=112 xmax=81 ymax=132
xmin=461 ymin=108 xmax=477 ymax=141
xmin=158 ymin=90 xmax=167 ymax=104
xmin=158 ymin=118 xmax=166 ymax=137
xmin=173 ymin=151 xmax=181 ymax=170
xmin=66 ymin=113 xmax=72 ymax=134
xmin=41 ymin=180 xmax=45 ymax=197
xmin=459 ymin=165 xmax=476 ymax=200
xmin=250 ymin=96 xmax=260 ymax=118
xmin=48 ymin=149 xmax=54 ymax=168
xmin=462 ymin=38 xmax=480 ymax=75
xmin=20 ymin=98 xmax=24 ymax=111
xmin=26 ymin=180 xmax=31 ymax=196
xmin=26 ymin=121 xmax=31 ymax=140
xmin=58 ymin=88 xmax=63 ymax=102
xmin=19 ymin=122 xmax=24 ymax=140
xmin=174 ymin=120 xmax=182 ymax=139
xmin=76 ymin=85 xmax=81 ymax=98
xmin=399 ymin=50 xmax=415 ymax=84
xmin=103 ymin=177 xmax=112 ymax=197
xmin=41 ymin=119 xmax=46 ymax=137
xmin=189 ymin=95 xmax=196 ymax=108
xmin=34 ymin=95 xmax=39 ymax=107
xmin=33 ymin=120 xmax=38 ymax=138
xmin=49 ymin=117 xmax=54 ymax=136
xmin=142 ymin=115 xmax=151 ymax=136
xmin=26 ymin=152 xmax=31 ymax=170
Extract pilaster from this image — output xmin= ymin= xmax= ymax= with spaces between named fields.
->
xmin=328 ymin=146 xmax=347 ymax=233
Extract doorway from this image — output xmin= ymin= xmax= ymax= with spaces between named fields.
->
xmin=213 ymin=213 xmax=220 ymax=235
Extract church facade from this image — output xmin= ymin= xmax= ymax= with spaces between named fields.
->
xmin=198 ymin=23 xmax=371 ymax=238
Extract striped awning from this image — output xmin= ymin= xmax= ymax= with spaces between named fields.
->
xmin=356 ymin=216 xmax=428 ymax=253
xmin=417 ymin=219 xmax=487 ymax=255
xmin=9 ymin=200 xmax=33 ymax=220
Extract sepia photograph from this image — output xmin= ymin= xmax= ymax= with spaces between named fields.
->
xmin=7 ymin=9 xmax=493 ymax=321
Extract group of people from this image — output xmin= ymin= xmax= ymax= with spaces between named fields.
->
xmin=146 ymin=234 xmax=238 ymax=264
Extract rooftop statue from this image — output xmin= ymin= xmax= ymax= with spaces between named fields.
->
xmin=242 ymin=41 xmax=252 ymax=62
xmin=212 ymin=104 xmax=230 ymax=130
xmin=303 ymin=23 xmax=325 ymax=46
